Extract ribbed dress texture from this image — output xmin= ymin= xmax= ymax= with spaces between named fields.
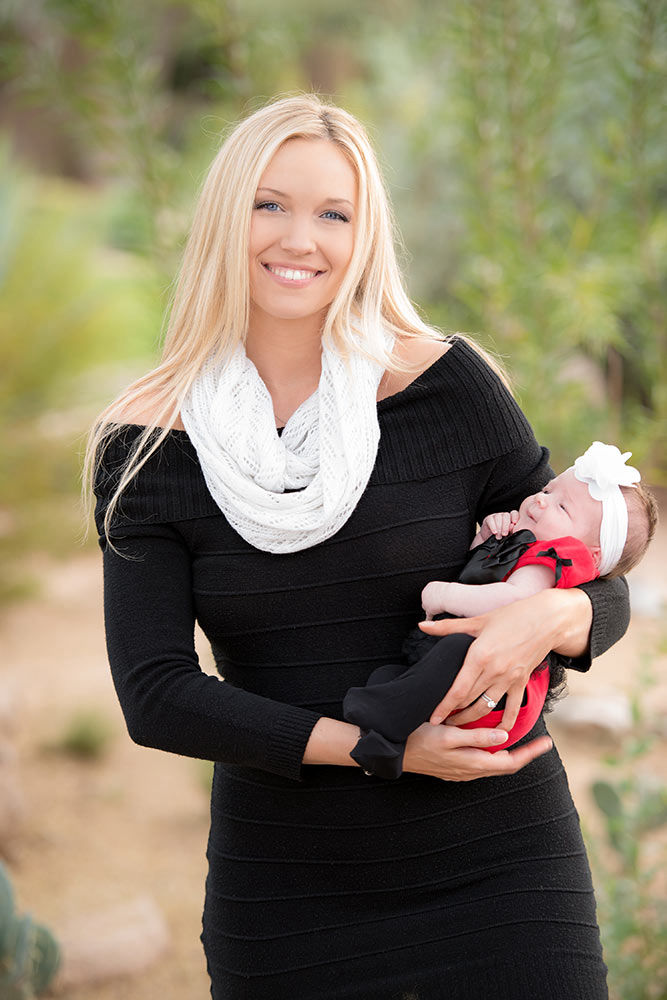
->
xmin=95 ymin=340 xmax=627 ymax=999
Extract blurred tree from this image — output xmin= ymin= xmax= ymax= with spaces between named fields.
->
xmin=0 ymin=0 xmax=664 ymax=484
xmin=357 ymin=0 xmax=666 ymax=472
xmin=0 ymin=147 xmax=162 ymax=593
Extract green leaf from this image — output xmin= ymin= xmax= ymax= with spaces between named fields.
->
xmin=592 ymin=780 xmax=624 ymax=819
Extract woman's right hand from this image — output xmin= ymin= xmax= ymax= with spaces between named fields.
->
xmin=403 ymin=722 xmax=552 ymax=781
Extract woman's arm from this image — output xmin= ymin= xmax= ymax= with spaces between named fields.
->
xmin=101 ymin=521 xmax=322 ymax=780
xmin=303 ymin=716 xmax=553 ymax=780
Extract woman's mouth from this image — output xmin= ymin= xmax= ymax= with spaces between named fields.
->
xmin=263 ymin=263 xmax=322 ymax=284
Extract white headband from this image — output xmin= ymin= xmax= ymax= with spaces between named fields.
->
xmin=572 ymin=441 xmax=640 ymax=575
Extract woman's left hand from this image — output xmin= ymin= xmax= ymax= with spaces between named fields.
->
xmin=419 ymin=590 xmax=571 ymax=732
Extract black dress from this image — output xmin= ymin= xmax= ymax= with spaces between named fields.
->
xmin=95 ymin=339 xmax=626 ymax=999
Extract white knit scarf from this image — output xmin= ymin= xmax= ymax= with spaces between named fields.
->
xmin=181 ymin=344 xmax=386 ymax=553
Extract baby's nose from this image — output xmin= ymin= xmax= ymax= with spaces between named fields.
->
xmin=535 ymin=493 xmax=547 ymax=508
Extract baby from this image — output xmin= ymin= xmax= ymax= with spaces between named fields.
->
xmin=344 ymin=442 xmax=658 ymax=778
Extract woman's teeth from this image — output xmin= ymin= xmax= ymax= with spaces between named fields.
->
xmin=266 ymin=265 xmax=318 ymax=281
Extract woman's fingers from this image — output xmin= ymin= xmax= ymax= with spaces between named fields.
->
xmin=442 ymin=724 xmax=509 ymax=749
xmin=443 ymin=678 xmax=527 ymax=731
xmin=429 ymin=662 xmax=488 ymax=726
xmin=499 ymin=684 xmax=526 ymax=733
xmin=428 ymin=664 xmax=486 ymax=725
xmin=404 ymin=723 xmax=553 ymax=781
xmin=419 ymin=614 xmax=482 ymax=637
xmin=426 ymin=635 xmax=517 ymax=725
xmin=443 ymin=688 xmax=505 ymax=726
xmin=489 ymin=736 xmax=553 ymax=774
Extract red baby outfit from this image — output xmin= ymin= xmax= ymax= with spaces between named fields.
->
xmin=462 ymin=535 xmax=599 ymax=750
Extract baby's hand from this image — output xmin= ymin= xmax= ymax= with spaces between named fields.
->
xmin=421 ymin=581 xmax=452 ymax=619
xmin=479 ymin=511 xmax=519 ymax=541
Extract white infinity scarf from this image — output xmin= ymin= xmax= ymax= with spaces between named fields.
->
xmin=572 ymin=441 xmax=641 ymax=575
xmin=181 ymin=344 xmax=385 ymax=553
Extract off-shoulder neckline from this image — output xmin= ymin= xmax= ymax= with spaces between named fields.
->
xmin=110 ymin=338 xmax=465 ymax=437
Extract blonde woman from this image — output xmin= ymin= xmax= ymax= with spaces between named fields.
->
xmin=88 ymin=96 xmax=626 ymax=999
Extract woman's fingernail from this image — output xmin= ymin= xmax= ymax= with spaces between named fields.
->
xmin=493 ymin=730 xmax=508 ymax=743
xmin=431 ymin=716 xmax=443 ymax=725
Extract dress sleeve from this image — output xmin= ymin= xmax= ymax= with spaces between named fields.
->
xmin=471 ymin=433 xmax=630 ymax=671
xmin=94 ymin=437 xmax=322 ymax=781
xmin=100 ymin=522 xmax=322 ymax=779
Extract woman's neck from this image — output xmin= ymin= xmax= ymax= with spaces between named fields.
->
xmin=245 ymin=313 xmax=324 ymax=425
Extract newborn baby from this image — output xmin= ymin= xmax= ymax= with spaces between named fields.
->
xmin=344 ymin=442 xmax=657 ymax=778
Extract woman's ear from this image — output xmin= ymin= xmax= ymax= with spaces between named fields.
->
xmin=590 ymin=545 xmax=602 ymax=569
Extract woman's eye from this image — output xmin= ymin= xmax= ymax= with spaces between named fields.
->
xmin=255 ymin=201 xmax=281 ymax=212
xmin=321 ymin=209 xmax=349 ymax=222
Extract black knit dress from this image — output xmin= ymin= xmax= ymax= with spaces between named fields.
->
xmin=95 ymin=339 xmax=626 ymax=999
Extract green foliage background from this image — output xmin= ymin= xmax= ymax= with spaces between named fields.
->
xmin=1 ymin=1 xmax=665 ymax=581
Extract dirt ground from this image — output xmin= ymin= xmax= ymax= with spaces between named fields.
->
xmin=2 ymin=495 xmax=666 ymax=1000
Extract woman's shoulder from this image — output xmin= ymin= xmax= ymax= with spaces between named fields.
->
xmin=93 ymin=410 xmax=216 ymax=532
xmin=378 ymin=336 xmax=452 ymax=401
xmin=106 ymin=393 xmax=186 ymax=431
xmin=375 ymin=334 xmax=539 ymax=478
xmin=380 ymin=334 xmax=515 ymax=412
xmin=95 ymin=390 xmax=191 ymax=491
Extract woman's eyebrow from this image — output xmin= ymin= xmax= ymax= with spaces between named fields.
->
xmin=256 ymin=187 xmax=287 ymax=197
xmin=326 ymin=198 xmax=355 ymax=210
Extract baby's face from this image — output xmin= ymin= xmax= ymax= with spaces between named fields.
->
xmin=515 ymin=469 xmax=602 ymax=557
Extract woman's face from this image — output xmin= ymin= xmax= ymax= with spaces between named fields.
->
xmin=248 ymin=138 xmax=357 ymax=331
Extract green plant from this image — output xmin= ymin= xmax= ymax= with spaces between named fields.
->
xmin=0 ymin=149 xmax=163 ymax=606
xmin=587 ymin=657 xmax=667 ymax=1000
xmin=0 ymin=863 xmax=60 ymax=998
xmin=53 ymin=708 xmax=115 ymax=760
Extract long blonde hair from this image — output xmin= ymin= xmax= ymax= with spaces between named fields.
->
xmin=84 ymin=94 xmax=507 ymax=539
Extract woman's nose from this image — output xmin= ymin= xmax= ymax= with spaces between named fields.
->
xmin=280 ymin=218 xmax=316 ymax=254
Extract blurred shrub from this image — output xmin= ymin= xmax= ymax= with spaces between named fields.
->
xmin=587 ymin=655 xmax=667 ymax=1000
xmin=354 ymin=0 xmax=667 ymax=476
xmin=0 ymin=862 xmax=60 ymax=998
xmin=0 ymin=147 xmax=160 ymax=425
xmin=0 ymin=147 xmax=163 ymax=598
xmin=49 ymin=708 xmax=115 ymax=760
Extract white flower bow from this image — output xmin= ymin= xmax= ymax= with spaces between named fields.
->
xmin=572 ymin=441 xmax=641 ymax=575
xmin=573 ymin=442 xmax=640 ymax=501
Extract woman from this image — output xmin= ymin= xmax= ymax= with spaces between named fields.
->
xmin=87 ymin=95 xmax=628 ymax=999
